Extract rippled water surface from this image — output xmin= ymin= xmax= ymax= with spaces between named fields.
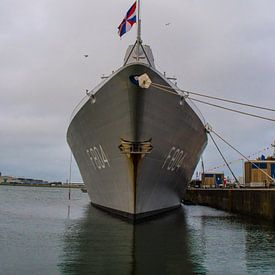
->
xmin=0 ymin=186 xmax=274 ymax=274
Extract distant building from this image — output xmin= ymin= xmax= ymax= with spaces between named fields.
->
xmin=0 ymin=175 xmax=48 ymax=185
xmin=0 ymin=175 xmax=14 ymax=184
xmin=14 ymin=178 xmax=49 ymax=185
xmin=244 ymin=159 xmax=275 ymax=187
xmin=202 ymin=172 xmax=224 ymax=188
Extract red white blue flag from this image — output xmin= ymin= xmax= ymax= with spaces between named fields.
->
xmin=118 ymin=2 xmax=137 ymax=37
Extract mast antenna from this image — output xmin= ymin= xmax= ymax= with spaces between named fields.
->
xmin=137 ymin=0 xmax=141 ymax=42
xmin=136 ymin=0 xmax=142 ymax=61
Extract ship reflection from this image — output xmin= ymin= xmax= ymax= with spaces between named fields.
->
xmin=59 ymin=206 xmax=203 ymax=275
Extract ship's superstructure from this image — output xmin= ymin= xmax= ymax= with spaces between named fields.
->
xmin=67 ymin=1 xmax=207 ymax=219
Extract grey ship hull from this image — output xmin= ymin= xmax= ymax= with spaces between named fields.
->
xmin=67 ymin=63 xmax=207 ymax=219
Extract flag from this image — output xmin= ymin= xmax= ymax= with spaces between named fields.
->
xmin=118 ymin=2 xmax=137 ymax=37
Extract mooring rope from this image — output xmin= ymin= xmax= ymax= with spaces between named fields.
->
xmin=151 ymin=82 xmax=275 ymax=112
xmin=189 ymin=97 xmax=275 ymax=122
xmin=208 ymin=132 xmax=239 ymax=183
xmin=150 ymin=83 xmax=275 ymax=122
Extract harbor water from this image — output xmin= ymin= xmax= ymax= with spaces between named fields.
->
xmin=0 ymin=186 xmax=274 ymax=274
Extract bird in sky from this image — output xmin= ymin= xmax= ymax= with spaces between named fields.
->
xmin=165 ymin=23 xmax=171 ymax=26
xmin=84 ymin=55 xmax=88 ymax=58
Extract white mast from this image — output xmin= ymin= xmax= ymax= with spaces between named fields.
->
xmin=136 ymin=0 xmax=141 ymax=61
xmin=137 ymin=0 xmax=141 ymax=42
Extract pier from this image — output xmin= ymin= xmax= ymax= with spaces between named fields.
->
xmin=184 ymin=188 xmax=275 ymax=222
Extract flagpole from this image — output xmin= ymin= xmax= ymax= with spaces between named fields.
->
xmin=137 ymin=0 xmax=141 ymax=42
xmin=137 ymin=0 xmax=141 ymax=61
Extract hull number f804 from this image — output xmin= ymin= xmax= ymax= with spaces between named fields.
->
xmin=86 ymin=145 xmax=110 ymax=170
xmin=162 ymin=147 xmax=186 ymax=172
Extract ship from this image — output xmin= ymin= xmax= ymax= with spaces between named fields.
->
xmin=67 ymin=1 xmax=207 ymax=220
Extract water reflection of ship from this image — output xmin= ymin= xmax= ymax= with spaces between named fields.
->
xmin=59 ymin=206 xmax=205 ymax=274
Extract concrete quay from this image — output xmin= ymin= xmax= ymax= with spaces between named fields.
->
xmin=184 ymin=189 xmax=275 ymax=222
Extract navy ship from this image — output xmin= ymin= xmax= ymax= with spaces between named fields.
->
xmin=67 ymin=1 xmax=207 ymax=219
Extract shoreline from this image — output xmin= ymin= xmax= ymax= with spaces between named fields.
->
xmin=0 ymin=183 xmax=83 ymax=189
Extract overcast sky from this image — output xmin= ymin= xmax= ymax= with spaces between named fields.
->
xmin=0 ymin=0 xmax=274 ymax=182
